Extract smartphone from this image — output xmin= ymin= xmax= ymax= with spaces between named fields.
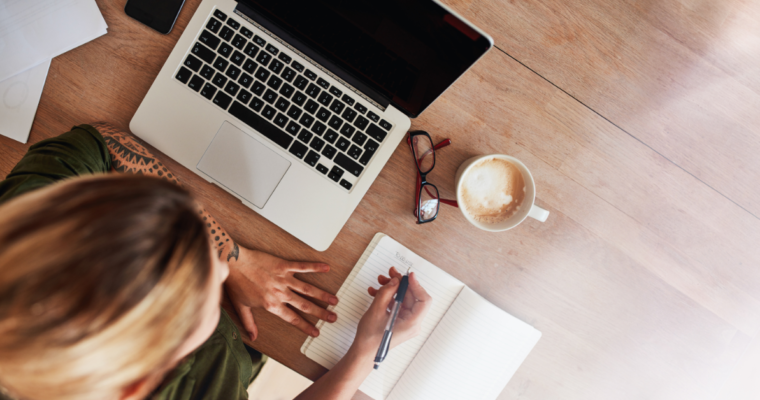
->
xmin=125 ymin=0 xmax=186 ymax=34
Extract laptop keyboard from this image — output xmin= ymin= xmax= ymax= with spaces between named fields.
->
xmin=174 ymin=8 xmax=394 ymax=191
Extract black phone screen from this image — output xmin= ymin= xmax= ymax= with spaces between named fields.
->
xmin=125 ymin=0 xmax=186 ymax=34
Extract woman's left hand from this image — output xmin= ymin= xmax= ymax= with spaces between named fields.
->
xmin=224 ymin=247 xmax=339 ymax=341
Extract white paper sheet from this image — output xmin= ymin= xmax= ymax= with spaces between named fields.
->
xmin=0 ymin=0 xmax=108 ymax=82
xmin=0 ymin=60 xmax=51 ymax=143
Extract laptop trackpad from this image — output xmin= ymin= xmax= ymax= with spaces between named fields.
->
xmin=197 ymin=122 xmax=291 ymax=209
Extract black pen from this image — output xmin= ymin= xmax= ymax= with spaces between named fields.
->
xmin=373 ymin=271 xmax=410 ymax=369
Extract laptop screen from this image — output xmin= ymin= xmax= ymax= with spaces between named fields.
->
xmin=235 ymin=0 xmax=492 ymax=118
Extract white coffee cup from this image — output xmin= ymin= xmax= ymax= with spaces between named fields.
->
xmin=454 ymin=154 xmax=549 ymax=231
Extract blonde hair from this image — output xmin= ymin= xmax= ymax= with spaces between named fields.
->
xmin=0 ymin=175 xmax=212 ymax=400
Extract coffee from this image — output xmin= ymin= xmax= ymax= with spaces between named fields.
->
xmin=460 ymin=157 xmax=525 ymax=224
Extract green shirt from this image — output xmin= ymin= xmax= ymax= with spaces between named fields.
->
xmin=0 ymin=125 xmax=263 ymax=400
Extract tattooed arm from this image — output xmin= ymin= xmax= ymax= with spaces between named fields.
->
xmin=91 ymin=122 xmax=338 ymax=340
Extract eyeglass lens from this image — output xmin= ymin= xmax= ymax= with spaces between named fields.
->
xmin=419 ymin=183 xmax=440 ymax=221
xmin=412 ymin=135 xmax=435 ymax=174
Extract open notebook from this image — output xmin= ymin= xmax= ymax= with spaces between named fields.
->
xmin=301 ymin=233 xmax=541 ymax=400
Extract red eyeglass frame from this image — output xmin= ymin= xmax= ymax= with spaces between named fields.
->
xmin=407 ymin=131 xmax=459 ymax=224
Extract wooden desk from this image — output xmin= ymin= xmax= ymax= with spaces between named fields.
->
xmin=2 ymin=0 xmax=759 ymax=399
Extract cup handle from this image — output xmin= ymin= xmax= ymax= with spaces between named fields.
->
xmin=528 ymin=204 xmax=550 ymax=222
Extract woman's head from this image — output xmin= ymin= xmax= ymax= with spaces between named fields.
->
xmin=0 ymin=175 xmax=221 ymax=400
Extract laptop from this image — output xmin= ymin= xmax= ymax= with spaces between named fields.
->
xmin=130 ymin=0 xmax=493 ymax=251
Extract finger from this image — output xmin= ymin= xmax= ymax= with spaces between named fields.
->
xmin=408 ymin=272 xmax=432 ymax=302
xmin=288 ymin=278 xmax=339 ymax=305
xmin=271 ymin=304 xmax=320 ymax=337
xmin=286 ymin=262 xmax=331 ymax=274
xmin=286 ymin=293 xmax=338 ymax=323
xmin=368 ymin=286 xmax=378 ymax=297
xmin=377 ymin=274 xmax=391 ymax=285
xmin=368 ymin=277 xmax=399 ymax=315
xmin=388 ymin=267 xmax=403 ymax=280
xmin=236 ymin=305 xmax=259 ymax=341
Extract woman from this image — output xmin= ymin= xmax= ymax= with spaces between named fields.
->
xmin=0 ymin=124 xmax=431 ymax=400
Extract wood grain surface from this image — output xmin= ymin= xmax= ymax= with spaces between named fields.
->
xmin=2 ymin=0 xmax=759 ymax=399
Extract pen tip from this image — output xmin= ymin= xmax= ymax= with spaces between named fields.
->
xmin=374 ymin=364 xmax=379 ymax=370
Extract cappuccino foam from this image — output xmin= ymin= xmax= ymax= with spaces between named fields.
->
xmin=461 ymin=158 xmax=525 ymax=224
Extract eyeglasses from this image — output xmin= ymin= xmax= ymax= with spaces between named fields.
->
xmin=407 ymin=131 xmax=459 ymax=224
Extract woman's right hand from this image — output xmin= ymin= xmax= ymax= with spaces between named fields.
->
xmin=353 ymin=267 xmax=432 ymax=353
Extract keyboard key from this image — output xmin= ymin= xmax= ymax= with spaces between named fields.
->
xmin=240 ymin=27 xmax=253 ymax=39
xmin=267 ymin=75 xmax=282 ymax=90
xmin=188 ymin=75 xmax=204 ymax=91
xmin=201 ymin=83 xmax=216 ymax=100
xmin=192 ymin=42 xmax=216 ymax=63
xmin=366 ymin=124 xmax=387 ymax=143
xmin=334 ymin=153 xmax=364 ymax=177
xmin=304 ymin=99 xmax=319 ymax=114
xmin=229 ymin=102 xmax=293 ymax=149
xmin=250 ymin=80 xmax=265 ymax=96
xmin=367 ymin=111 xmax=380 ymax=123
xmin=265 ymin=44 xmax=279 ymax=55
xmin=299 ymin=114 xmax=314 ymax=128
xmin=316 ymin=77 xmax=330 ymax=89
xmin=231 ymin=34 xmax=246 ymax=50
xmin=218 ymin=42 xmax=233 ymax=58
xmin=184 ymin=54 xmax=202 ymax=72
xmin=311 ymin=121 xmax=326 ymax=136
xmin=220 ymin=26 xmax=234 ymax=41
xmin=269 ymin=59 xmax=284 ymax=74
xmin=336 ymin=137 xmax=350 ymax=151
xmin=285 ymin=120 xmax=300 ymax=135
xmin=254 ymin=66 xmax=270 ymax=81
xmin=213 ymin=57 xmax=229 ymax=71
xmin=340 ymin=179 xmax=352 ymax=190
xmin=279 ymin=83 xmax=294 ymax=98
xmin=212 ymin=72 xmax=227 ymax=88
xmin=304 ymin=150 xmax=320 ymax=167
xmin=262 ymin=105 xmax=276 ymax=119
xmin=379 ymin=119 xmax=392 ymax=131
xmin=250 ymin=97 xmax=264 ymax=111
xmin=304 ymin=69 xmax=317 ymax=80
xmin=275 ymin=97 xmax=290 ymax=112
xmin=206 ymin=17 xmax=222 ymax=33
xmin=230 ymin=50 xmax=245 ymax=66
xmin=310 ymin=137 xmax=325 ymax=152
xmin=176 ymin=66 xmax=192 ymax=83
xmin=323 ymin=129 xmax=338 ymax=144
xmin=262 ymin=89 xmax=277 ymax=104
xmin=354 ymin=103 xmax=367 ymax=114
xmin=364 ymin=139 xmax=379 ymax=152
xmin=213 ymin=91 xmax=232 ymax=109
xmin=347 ymin=144 xmax=362 ymax=160
xmin=292 ymin=91 xmax=307 ymax=106
xmin=328 ymin=115 xmax=343 ymax=130
xmin=237 ymin=89 xmax=252 ymax=104
xmin=281 ymin=67 xmax=296 ymax=82
xmin=244 ymin=42 xmax=259 ymax=58
xmin=224 ymin=81 xmax=240 ymax=96
xmin=305 ymin=83 xmax=321 ymax=98
xmin=354 ymin=115 xmax=369 ymax=130
xmin=341 ymin=94 xmax=355 ymax=106
xmin=291 ymin=61 xmax=304 ymax=72
xmin=253 ymin=35 xmax=266 ymax=47
xmin=327 ymin=165 xmax=344 ymax=182
xmin=341 ymin=108 xmax=357 ymax=123
xmin=297 ymin=130 xmax=313 ymax=144
xmin=256 ymin=51 xmax=272 ymax=66
xmin=238 ymin=73 xmax=253 ymax=88
xmin=278 ymin=53 xmax=292 ymax=64
xmin=294 ymin=75 xmax=308 ymax=90
xmin=358 ymin=147 xmax=375 ymax=166
xmin=242 ymin=59 xmax=257 ymax=74
xmin=322 ymin=145 xmax=337 ymax=159
xmin=329 ymin=87 xmax=342 ymax=97
xmin=316 ymin=107 xmax=331 ymax=122
xmin=289 ymin=141 xmax=308 ymax=159
xmin=226 ymin=18 xmax=240 ymax=30
xmin=213 ymin=10 xmax=227 ymax=21
xmin=317 ymin=91 xmax=333 ymax=106
xmin=286 ymin=105 xmax=302 ymax=120
xmin=199 ymin=30 xmax=221 ymax=50
xmin=200 ymin=64 xmax=215 ymax=79
xmin=273 ymin=113 xmax=288 ymax=128
xmin=316 ymin=164 xmax=328 ymax=174
xmin=329 ymin=99 xmax=345 ymax=114
xmin=225 ymin=65 xmax=241 ymax=80
xmin=340 ymin=124 xmax=355 ymax=138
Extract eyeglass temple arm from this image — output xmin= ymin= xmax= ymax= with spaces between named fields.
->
xmin=434 ymin=139 xmax=452 ymax=150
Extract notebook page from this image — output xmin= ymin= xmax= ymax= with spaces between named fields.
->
xmin=388 ymin=287 xmax=541 ymax=400
xmin=302 ymin=234 xmax=465 ymax=399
